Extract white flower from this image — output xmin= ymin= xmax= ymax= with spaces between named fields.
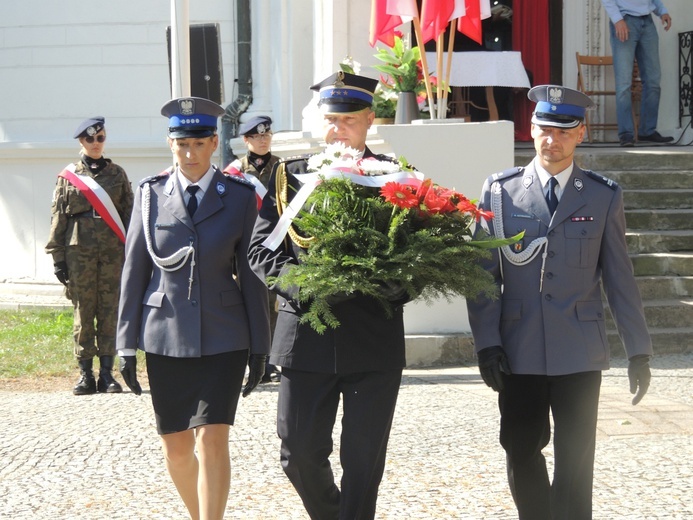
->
xmin=357 ymin=157 xmax=401 ymax=176
xmin=308 ymin=143 xmax=402 ymax=177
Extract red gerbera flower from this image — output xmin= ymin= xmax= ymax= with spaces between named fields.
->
xmin=419 ymin=181 xmax=456 ymax=214
xmin=380 ymin=182 xmax=419 ymax=209
xmin=456 ymin=199 xmax=494 ymax=221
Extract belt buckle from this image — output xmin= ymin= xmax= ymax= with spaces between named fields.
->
xmin=92 ymin=208 xmax=102 ymax=219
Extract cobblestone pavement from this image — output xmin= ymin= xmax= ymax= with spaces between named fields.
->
xmin=1 ymin=354 xmax=691 ymax=520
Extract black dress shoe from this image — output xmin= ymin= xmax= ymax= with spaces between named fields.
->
xmin=619 ymin=136 xmax=635 ymax=147
xmin=638 ymin=131 xmax=674 ymax=143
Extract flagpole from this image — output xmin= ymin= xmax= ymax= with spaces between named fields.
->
xmin=170 ymin=0 xmax=191 ymax=98
xmin=441 ymin=20 xmax=457 ymax=120
xmin=411 ymin=17 xmax=435 ymax=120
xmin=436 ymin=32 xmax=445 ymax=119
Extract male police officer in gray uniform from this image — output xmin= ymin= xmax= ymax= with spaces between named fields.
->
xmin=466 ymin=85 xmax=653 ymax=519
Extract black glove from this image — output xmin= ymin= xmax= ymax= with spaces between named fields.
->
xmin=54 ymin=261 xmax=69 ymax=285
xmin=119 ymin=356 xmax=142 ymax=395
xmin=628 ymin=354 xmax=651 ymax=405
xmin=242 ymin=354 xmax=267 ymax=397
xmin=477 ymin=346 xmax=511 ymax=392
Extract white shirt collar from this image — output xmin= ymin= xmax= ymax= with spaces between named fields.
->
xmin=176 ymin=165 xmax=215 ymax=196
xmin=534 ymin=159 xmax=574 ymax=198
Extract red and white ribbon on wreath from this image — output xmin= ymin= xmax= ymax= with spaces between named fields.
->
xmin=58 ymin=164 xmax=126 ymax=243
xmin=261 ymin=167 xmax=424 ymax=251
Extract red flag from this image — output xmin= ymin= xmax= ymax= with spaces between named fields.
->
xmin=420 ymin=0 xmax=454 ymax=44
xmin=457 ymin=0 xmax=487 ymax=45
xmin=370 ymin=0 xmax=418 ymax=47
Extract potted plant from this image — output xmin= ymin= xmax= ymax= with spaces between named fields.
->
xmin=372 ymin=33 xmax=433 ymax=124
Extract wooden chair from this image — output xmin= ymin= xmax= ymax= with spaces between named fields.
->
xmin=576 ymin=52 xmax=640 ymax=142
xmin=576 ymin=53 xmax=617 ymax=142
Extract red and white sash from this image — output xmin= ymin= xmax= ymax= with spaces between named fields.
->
xmin=58 ymin=163 xmax=126 ymax=243
xmin=224 ymin=160 xmax=268 ymax=209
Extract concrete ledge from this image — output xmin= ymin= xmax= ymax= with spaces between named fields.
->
xmin=405 ymin=334 xmax=476 ymax=367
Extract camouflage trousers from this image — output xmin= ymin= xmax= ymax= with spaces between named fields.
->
xmin=65 ymin=242 xmax=124 ymax=361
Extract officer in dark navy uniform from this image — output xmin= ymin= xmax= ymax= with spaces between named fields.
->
xmin=117 ymin=96 xmax=270 ymax=519
xmin=248 ymin=72 xmax=408 ymax=520
xmin=466 ymin=85 xmax=653 ymax=519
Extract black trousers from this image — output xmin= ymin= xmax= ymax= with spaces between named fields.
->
xmin=277 ymin=367 xmax=403 ymax=520
xmin=499 ymin=371 xmax=602 ymax=520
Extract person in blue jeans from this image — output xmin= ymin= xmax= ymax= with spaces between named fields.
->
xmin=601 ymin=0 xmax=674 ymax=147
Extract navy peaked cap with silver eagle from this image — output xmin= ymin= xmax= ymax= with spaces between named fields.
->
xmin=311 ymin=71 xmax=379 ymax=114
xmin=528 ymin=85 xmax=595 ymax=129
xmin=161 ymin=97 xmax=225 ymax=138
xmin=239 ymin=115 xmax=272 ymax=136
xmin=74 ymin=117 xmax=105 ymax=139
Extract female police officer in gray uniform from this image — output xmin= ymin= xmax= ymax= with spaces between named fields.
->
xmin=116 ymin=97 xmax=270 ymax=519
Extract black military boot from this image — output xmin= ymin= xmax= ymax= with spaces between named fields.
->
xmin=73 ymin=359 xmax=97 ymax=395
xmin=97 ymin=356 xmax=123 ymax=393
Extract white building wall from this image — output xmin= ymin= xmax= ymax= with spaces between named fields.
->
xmin=1 ymin=0 xmax=691 ymax=293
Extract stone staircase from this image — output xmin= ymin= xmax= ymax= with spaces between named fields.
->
xmin=517 ymin=146 xmax=693 ymax=357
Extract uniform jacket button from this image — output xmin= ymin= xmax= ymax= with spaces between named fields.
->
xmin=544 ymin=294 xmax=552 ymax=301
xmin=548 ymin=251 xmax=555 ymax=258
xmin=546 ymin=272 xmax=554 ymax=279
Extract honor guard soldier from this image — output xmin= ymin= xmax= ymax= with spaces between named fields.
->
xmin=248 ymin=71 xmax=410 ymax=520
xmin=224 ymin=115 xmax=282 ymax=383
xmin=46 ymin=117 xmax=134 ymax=395
xmin=466 ymin=85 xmax=653 ymax=519
xmin=117 ymin=96 xmax=270 ymax=519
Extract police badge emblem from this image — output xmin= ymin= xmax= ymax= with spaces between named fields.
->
xmin=216 ymin=181 xmax=226 ymax=195
xmin=548 ymin=87 xmax=565 ymax=105
xmin=179 ymin=98 xmax=194 ymax=116
xmin=574 ymin=178 xmax=584 ymax=191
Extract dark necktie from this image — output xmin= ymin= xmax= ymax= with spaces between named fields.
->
xmin=545 ymin=177 xmax=559 ymax=215
xmin=186 ymin=185 xmax=200 ymax=216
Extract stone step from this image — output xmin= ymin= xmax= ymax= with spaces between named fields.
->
xmin=635 ymin=276 xmax=693 ymax=299
xmin=606 ymin=299 xmax=693 ymax=329
xmin=627 ymin=230 xmax=693 ymax=253
xmin=631 ymin=252 xmax=693 ymax=276
xmin=608 ymin=170 xmax=693 ymax=189
xmin=515 ymin=149 xmax=693 ymax=172
xmin=625 ymin=209 xmax=693 ymax=231
xmin=623 ymin=189 xmax=693 ymax=210
xmin=607 ymin=327 xmax=693 ymax=356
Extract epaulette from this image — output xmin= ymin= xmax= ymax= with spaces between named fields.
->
xmin=584 ymin=170 xmax=618 ymax=190
xmin=139 ymin=169 xmax=171 ymax=186
xmin=224 ymin=173 xmax=255 ymax=190
xmin=489 ymin=166 xmax=524 ymax=182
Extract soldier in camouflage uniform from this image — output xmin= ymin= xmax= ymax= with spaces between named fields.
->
xmin=45 ymin=117 xmax=134 ymax=395
xmin=224 ymin=115 xmax=281 ymax=383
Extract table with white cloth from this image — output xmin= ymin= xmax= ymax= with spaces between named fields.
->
xmin=425 ymin=51 xmax=531 ymax=120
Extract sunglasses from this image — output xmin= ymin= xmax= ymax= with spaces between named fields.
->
xmin=84 ymin=135 xmax=106 ymax=143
